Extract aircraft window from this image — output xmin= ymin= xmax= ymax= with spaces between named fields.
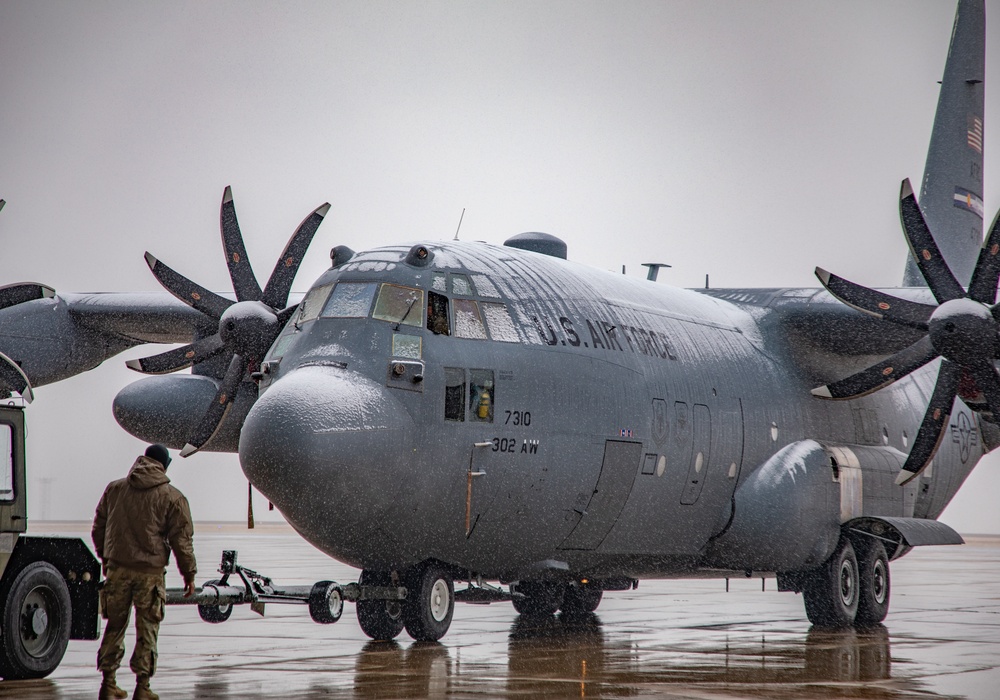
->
xmin=432 ymin=274 xmax=448 ymax=292
xmin=451 ymin=274 xmax=474 ymax=296
xmin=453 ymin=299 xmax=487 ymax=339
xmin=427 ymin=292 xmax=450 ymax=335
xmin=321 ymin=282 xmax=378 ymax=318
xmin=269 ymin=332 xmax=297 ymax=360
xmin=392 ymin=333 xmax=422 ymax=359
xmin=445 ymin=368 xmax=465 ymax=422
xmin=471 ymin=274 xmax=500 ymax=298
xmin=0 ymin=424 xmax=12 ymax=501
xmin=298 ymin=283 xmax=335 ymax=324
xmin=481 ymin=302 xmax=519 ymax=343
xmin=373 ymin=284 xmax=424 ymax=328
xmin=469 ymin=370 xmax=494 ymax=422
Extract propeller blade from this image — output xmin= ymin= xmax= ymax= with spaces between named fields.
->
xmin=260 ymin=202 xmax=330 ymax=310
xmin=125 ymin=335 xmax=227 ymax=375
xmin=0 ymin=283 xmax=55 ymax=311
xmin=966 ymin=362 xmax=1000 ymax=416
xmin=898 ymin=179 xmax=965 ymax=304
xmin=815 ymin=268 xmax=933 ymax=330
xmin=812 ymin=335 xmax=937 ymax=400
xmin=144 ymin=252 xmax=233 ymax=320
xmin=0 ymin=351 xmax=32 ymax=403
xmin=220 ymin=186 xmax=263 ymax=303
xmin=969 ymin=207 xmax=1000 ymax=305
xmin=897 ymin=360 xmax=961 ymax=485
xmin=180 ymin=353 xmax=246 ymax=457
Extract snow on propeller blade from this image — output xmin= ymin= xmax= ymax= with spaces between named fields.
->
xmin=127 ymin=186 xmax=330 ymax=457
xmin=812 ymin=179 xmax=1000 ymax=485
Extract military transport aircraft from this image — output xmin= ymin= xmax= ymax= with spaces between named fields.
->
xmin=0 ymin=0 xmax=993 ymax=643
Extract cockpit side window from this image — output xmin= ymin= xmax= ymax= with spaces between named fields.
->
xmin=298 ymin=283 xmax=335 ymax=324
xmin=373 ymin=284 xmax=424 ymax=328
xmin=321 ymin=282 xmax=378 ymax=318
xmin=481 ymin=303 xmax=519 ymax=343
xmin=453 ymin=299 xmax=487 ymax=339
xmin=451 ymin=273 xmax=474 ymax=296
xmin=444 ymin=368 xmax=465 ymax=422
xmin=428 ymin=291 xmax=450 ymax=335
xmin=469 ymin=369 xmax=495 ymax=422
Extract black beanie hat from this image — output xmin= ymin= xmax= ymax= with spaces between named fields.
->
xmin=144 ymin=443 xmax=171 ymax=468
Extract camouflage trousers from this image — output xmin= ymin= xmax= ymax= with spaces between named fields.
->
xmin=96 ymin=564 xmax=167 ymax=677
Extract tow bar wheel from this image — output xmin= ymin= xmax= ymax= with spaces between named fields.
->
xmin=308 ymin=580 xmax=344 ymax=624
xmin=0 ymin=561 xmax=72 ymax=679
xmin=197 ymin=579 xmax=234 ymax=623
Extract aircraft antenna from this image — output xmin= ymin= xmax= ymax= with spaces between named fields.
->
xmin=0 ymin=199 xmax=6 ymax=213
xmin=453 ymin=208 xmax=466 ymax=240
xmin=705 ymin=274 xmax=710 ymax=289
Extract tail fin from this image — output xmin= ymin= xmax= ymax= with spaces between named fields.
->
xmin=902 ymin=0 xmax=985 ymax=286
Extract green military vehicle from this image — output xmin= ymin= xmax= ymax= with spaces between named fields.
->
xmin=0 ymin=404 xmax=101 ymax=679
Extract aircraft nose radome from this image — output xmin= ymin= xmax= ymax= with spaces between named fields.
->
xmin=239 ymin=365 xmax=413 ymax=527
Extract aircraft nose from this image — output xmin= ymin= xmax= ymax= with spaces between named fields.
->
xmin=239 ymin=365 xmax=414 ymax=526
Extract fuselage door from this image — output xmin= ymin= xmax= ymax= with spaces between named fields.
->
xmin=559 ymin=439 xmax=642 ymax=550
xmin=680 ymin=404 xmax=712 ymax=505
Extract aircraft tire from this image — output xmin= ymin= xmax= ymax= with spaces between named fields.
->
xmin=402 ymin=563 xmax=454 ymax=642
xmin=560 ymin=585 xmax=602 ymax=614
xmin=356 ymin=570 xmax=404 ymax=641
xmin=853 ymin=539 xmax=890 ymax=626
xmin=511 ymin=581 xmax=564 ymax=616
xmin=308 ymin=580 xmax=344 ymax=624
xmin=803 ymin=538 xmax=859 ymax=628
xmin=197 ymin=579 xmax=233 ymax=623
xmin=0 ymin=561 xmax=71 ymax=680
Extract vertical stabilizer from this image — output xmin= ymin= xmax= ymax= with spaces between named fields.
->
xmin=903 ymin=0 xmax=985 ymax=286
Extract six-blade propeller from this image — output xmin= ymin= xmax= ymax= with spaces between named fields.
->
xmin=814 ymin=179 xmax=1000 ymax=485
xmin=128 ymin=186 xmax=329 ymax=456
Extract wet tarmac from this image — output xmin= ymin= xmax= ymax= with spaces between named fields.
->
xmin=2 ymin=523 xmax=998 ymax=699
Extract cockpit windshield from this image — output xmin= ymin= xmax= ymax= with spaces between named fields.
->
xmin=372 ymin=284 xmax=424 ymax=328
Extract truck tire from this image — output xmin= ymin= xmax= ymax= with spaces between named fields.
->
xmin=0 ymin=561 xmax=72 ymax=679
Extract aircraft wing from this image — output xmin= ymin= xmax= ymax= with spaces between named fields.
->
xmin=701 ymin=285 xmax=929 ymax=383
xmin=0 ymin=288 xmax=214 ymax=392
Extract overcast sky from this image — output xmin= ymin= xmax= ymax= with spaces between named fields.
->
xmin=1 ymin=1 xmax=998 ymax=535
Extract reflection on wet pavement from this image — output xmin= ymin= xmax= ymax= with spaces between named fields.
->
xmin=2 ymin=523 xmax=996 ymax=699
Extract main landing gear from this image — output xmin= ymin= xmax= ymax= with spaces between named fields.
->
xmin=801 ymin=535 xmax=890 ymax=628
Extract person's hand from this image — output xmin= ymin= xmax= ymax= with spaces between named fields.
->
xmin=183 ymin=580 xmax=196 ymax=598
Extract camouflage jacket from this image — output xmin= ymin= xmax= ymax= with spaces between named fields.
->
xmin=92 ymin=456 xmax=197 ymax=584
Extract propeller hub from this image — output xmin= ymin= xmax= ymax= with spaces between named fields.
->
xmin=219 ymin=301 xmax=280 ymax=358
xmin=928 ymin=298 xmax=996 ymax=365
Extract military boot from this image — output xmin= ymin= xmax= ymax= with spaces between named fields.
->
xmin=132 ymin=676 xmax=159 ymax=700
xmin=99 ymin=671 xmax=129 ymax=699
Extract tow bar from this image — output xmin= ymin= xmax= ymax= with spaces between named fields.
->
xmin=164 ymin=550 xmax=407 ymax=624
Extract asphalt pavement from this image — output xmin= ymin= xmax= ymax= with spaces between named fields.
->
xmin=2 ymin=522 xmax=997 ymax=699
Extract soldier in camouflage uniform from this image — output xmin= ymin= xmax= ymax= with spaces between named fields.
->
xmin=92 ymin=444 xmax=196 ymax=700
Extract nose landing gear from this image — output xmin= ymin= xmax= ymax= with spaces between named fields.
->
xmin=356 ymin=563 xmax=456 ymax=642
